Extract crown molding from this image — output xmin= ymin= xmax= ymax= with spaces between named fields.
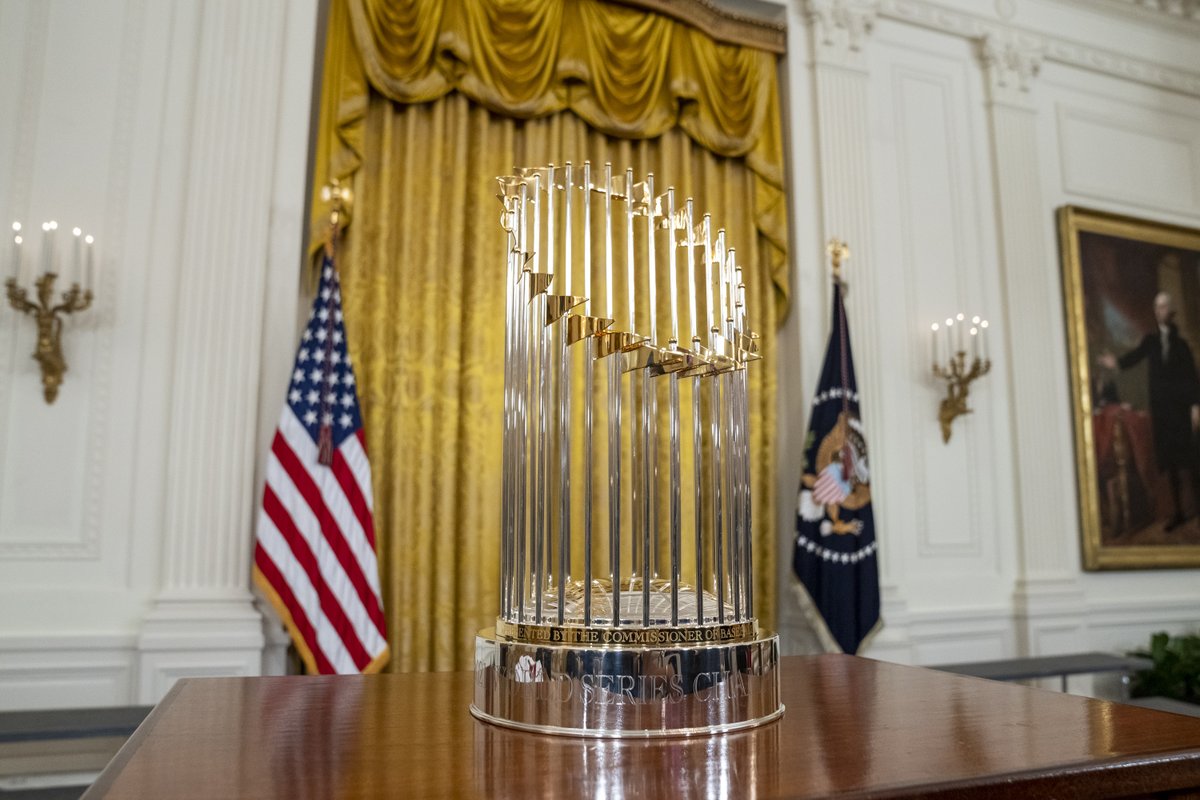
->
xmin=874 ymin=0 xmax=1200 ymax=96
xmin=1048 ymin=0 xmax=1200 ymax=28
xmin=612 ymin=0 xmax=788 ymax=53
xmin=805 ymin=0 xmax=880 ymax=60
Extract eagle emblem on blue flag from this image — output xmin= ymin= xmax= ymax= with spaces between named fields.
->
xmin=800 ymin=410 xmax=871 ymax=535
xmin=793 ymin=270 xmax=881 ymax=655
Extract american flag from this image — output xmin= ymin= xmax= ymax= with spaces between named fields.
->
xmin=253 ymin=254 xmax=389 ymax=674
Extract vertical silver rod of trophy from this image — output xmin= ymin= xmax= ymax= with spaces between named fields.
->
xmin=638 ymin=173 xmax=657 ymax=623
xmin=720 ymin=247 xmax=739 ymax=623
xmin=546 ymin=166 xmax=557 ymax=605
xmin=604 ymin=163 xmax=621 ymax=625
xmin=710 ymin=228 xmax=726 ymax=622
xmin=731 ymin=274 xmax=746 ymax=621
xmin=667 ymin=191 xmax=686 ymax=623
xmin=696 ymin=212 xmax=710 ymax=623
xmin=686 ymin=199 xmax=700 ymax=618
xmin=670 ymin=372 xmax=681 ymax=625
xmin=532 ymin=171 xmax=546 ymax=624
xmin=648 ymin=181 xmax=657 ymax=592
xmin=667 ymin=188 xmax=686 ymax=599
xmin=624 ymin=170 xmax=643 ymax=594
xmin=501 ymin=192 xmax=515 ymax=618
xmin=724 ymin=247 xmax=740 ymax=620
xmin=582 ymin=161 xmax=594 ymax=625
xmin=558 ymin=164 xmax=572 ymax=625
xmin=641 ymin=370 xmax=652 ymax=625
xmin=738 ymin=278 xmax=753 ymax=618
xmin=516 ymin=181 xmax=530 ymax=622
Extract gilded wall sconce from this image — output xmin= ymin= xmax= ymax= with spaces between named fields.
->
xmin=930 ymin=313 xmax=991 ymax=443
xmin=4 ymin=221 xmax=96 ymax=403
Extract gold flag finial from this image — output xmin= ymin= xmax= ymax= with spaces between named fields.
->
xmin=321 ymin=178 xmax=353 ymax=228
xmin=320 ymin=179 xmax=353 ymax=257
xmin=827 ymin=238 xmax=850 ymax=280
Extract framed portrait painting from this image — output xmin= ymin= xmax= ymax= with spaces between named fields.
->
xmin=1060 ymin=206 xmax=1200 ymax=570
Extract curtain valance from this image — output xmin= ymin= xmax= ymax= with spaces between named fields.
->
xmin=314 ymin=0 xmax=789 ymax=317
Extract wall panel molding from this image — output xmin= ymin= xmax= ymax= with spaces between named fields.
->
xmin=1056 ymin=103 xmax=1200 ymax=215
xmin=890 ymin=64 xmax=987 ymax=558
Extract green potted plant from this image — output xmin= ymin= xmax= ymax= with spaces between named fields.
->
xmin=1129 ymin=631 xmax=1200 ymax=704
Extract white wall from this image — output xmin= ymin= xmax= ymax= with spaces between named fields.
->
xmin=775 ymin=0 xmax=1200 ymax=668
xmin=0 ymin=0 xmax=314 ymax=710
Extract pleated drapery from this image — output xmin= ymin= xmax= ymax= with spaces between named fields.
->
xmin=313 ymin=0 xmax=790 ymax=672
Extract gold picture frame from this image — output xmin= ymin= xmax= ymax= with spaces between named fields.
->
xmin=1060 ymin=206 xmax=1200 ymax=570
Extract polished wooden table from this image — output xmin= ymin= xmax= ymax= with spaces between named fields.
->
xmin=83 ymin=655 xmax=1200 ymax=799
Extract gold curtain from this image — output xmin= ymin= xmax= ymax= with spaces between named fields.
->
xmin=315 ymin=0 xmax=788 ymax=318
xmin=316 ymin=0 xmax=790 ymax=672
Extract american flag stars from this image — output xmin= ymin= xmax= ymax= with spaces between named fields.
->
xmin=285 ymin=264 xmax=363 ymax=445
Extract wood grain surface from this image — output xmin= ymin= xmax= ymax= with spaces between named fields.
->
xmin=82 ymin=654 xmax=1200 ymax=799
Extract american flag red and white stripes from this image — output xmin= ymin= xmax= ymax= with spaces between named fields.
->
xmin=253 ymin=253 xmax=389 ymax=674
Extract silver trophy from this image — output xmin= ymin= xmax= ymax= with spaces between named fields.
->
xmin=472 ymin=163 xmax=783 ymax=737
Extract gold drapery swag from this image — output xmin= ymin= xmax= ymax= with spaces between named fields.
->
xmin=314 ymin=0 xmax=789 ymax=320
xmin=310 ymin=0 xmax=790 ymax=672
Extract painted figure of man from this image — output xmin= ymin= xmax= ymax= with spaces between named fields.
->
xmin=1100 ymin=292 xmax=1200 ymax=530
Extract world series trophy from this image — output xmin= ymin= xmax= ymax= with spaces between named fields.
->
xmin=471 ymin=163 xmax=783 ymax=737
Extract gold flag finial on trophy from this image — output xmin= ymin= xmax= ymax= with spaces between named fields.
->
xmin=827 ymin=238 xmax=850 ymax=281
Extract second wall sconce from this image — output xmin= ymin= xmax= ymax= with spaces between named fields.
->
xmin=930 ymin=313 xmax=991 ymax=443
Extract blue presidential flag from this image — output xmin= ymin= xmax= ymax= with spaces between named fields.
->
xmin=793 ymin=278 xmax=881 ymax=654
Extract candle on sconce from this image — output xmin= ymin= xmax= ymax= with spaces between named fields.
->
xmin=930 ymin=322 xmax=940 ymax=367
xmin=955 ymin=312 xmax=965 ymax=355
xmin=40 ymin=222 xmax=53 ymax=276
xmin=980 ymin=319 xmax=989 ymax=362
xmin=969 ymin=325 xmax=979 ymax=361
xmin=85 ymin=235 xmax=95 ymax=291
xmin=72 ymin=227 xmax=83 ymax=288
xmin=9 ymin=222 xmax=20 ymax=282
xmin=944 ymin=317 xmax=954 ymax=362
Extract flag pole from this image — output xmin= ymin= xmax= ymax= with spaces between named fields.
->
xmin=317 ymin=181 xmax=352 ymax=467
xmin=827 ymin=239 xmax=853 ymax=453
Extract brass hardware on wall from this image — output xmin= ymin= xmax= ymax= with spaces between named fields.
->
xmin=4 ymin=221 xmax=96 ymax=404
xmin=930 ymin=313 xmax=991 ymax=443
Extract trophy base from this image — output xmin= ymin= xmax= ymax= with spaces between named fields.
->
xmin=471 ymin=626 xmax=784 ymax=738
